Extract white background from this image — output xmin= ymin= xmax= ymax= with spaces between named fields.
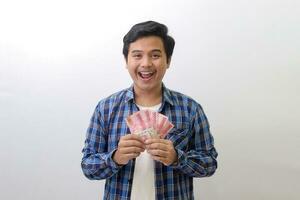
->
xmin=1 ymin=0 xmax=299 ymax=199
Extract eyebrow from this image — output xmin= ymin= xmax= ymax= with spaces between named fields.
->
xmin=130 ymin=49 xmax=162 ymax=54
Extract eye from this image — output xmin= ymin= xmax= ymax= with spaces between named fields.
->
xmin=132 ymin=54 xmax=142 ymax=59
xmin=152 ymin=54 xmax=161 ymax=59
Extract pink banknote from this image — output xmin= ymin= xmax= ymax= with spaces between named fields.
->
xmin=126 ymin=110 xmax=174 ymax=139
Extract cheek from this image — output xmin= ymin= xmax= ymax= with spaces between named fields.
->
xmin=158 ymin=67 xmax=167 ymax=75
xmin=127 ymin=61 xmax=139 ymax=70
xmin=127 ymin=67 xmax=139 ymax=78
xmin=126 ymin=64 xmax=137 ymax=72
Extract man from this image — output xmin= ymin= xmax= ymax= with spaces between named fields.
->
xmin=81 ymin=21 xmax=218 ymax=200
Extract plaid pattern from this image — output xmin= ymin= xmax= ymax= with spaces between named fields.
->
xmin=81 ymin=84 xmax=218 ymax=200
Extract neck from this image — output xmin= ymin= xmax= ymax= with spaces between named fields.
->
xmin=134 ymin=84 xmax=162 ymax=107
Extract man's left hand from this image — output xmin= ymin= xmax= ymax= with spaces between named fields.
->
xmin=145 ymin=138 xmax=177 ymax=166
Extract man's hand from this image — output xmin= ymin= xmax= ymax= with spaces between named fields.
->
xmin=113 ymin=134 xmax=145 ymax=165
xmin=145 ymin=138 xmax=178 ymax=166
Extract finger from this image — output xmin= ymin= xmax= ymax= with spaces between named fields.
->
xmin=145 ymin=138 xmax=172 ymax=146
xmin=122 ymin=134 xmax=144 ymax=142
xmin=144 ymin=138 xmax=162 ymax=145
xmin=152 ymin=155 xmax=174 ymax=166
xmin=121 ymin=153 xmax=140 ymax=162
xmin=147 ymin=149 xmax=168 ymax=157
xmin=146 ymin=143 xmax=168 ymax=151
xmin=122 ymin=135 xmax=146 ymax=146
xmin=119 ymin=140 xmax=145 ymax=149
xmin=126 ymin=152 xmax=141 ymax=159
xmin=151 ymin=155 xmax=168 ymax=165
xmin=119 ymin=147 xmax=145 ymax=154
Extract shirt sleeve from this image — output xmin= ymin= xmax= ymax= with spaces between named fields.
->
xmin=170 ymin=104 xmax=218 ymax=177
xmin=81 ymin=104 xmax=121 ymax=180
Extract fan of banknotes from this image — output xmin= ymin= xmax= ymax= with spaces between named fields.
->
xmin=126 ymin=110 xmax=174 ymax=139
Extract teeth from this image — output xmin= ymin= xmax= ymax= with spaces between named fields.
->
xmin=140 ymin=71 xmax=153 ymax=75
xmin=139 ymin=71 xmax=154 ymax=79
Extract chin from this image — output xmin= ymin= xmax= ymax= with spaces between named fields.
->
xmin=138 ymin=83 xmax=161 ymax=91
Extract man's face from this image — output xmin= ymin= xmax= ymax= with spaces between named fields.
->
xmin=126 ymin=36 xmax=169 ymax=93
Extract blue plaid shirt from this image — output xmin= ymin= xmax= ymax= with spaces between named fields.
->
xmin=81 ymin=84 xmax=218 ymax=200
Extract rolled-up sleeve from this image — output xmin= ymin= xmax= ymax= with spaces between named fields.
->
xmin=171 ymin=104 xmax=218 ymax=177
xmin=81 ymin=104 xmax=121 ymax=180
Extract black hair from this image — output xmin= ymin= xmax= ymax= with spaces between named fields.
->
xmin=123 ymin=21 xmax=175 ymax=63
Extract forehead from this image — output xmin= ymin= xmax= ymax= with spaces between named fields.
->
xmin=128 ymin=36 xmax=165 ymax=53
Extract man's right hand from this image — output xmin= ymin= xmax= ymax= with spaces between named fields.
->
xmin=113 ymin=134 xmax=145 ymax=165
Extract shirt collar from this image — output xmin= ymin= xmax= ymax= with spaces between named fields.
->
xmin=124 ymin=83 xmax=174 ymax=106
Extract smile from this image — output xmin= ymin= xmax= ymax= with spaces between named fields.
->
xmin=138 ymin=71 xmax=155 ymax=80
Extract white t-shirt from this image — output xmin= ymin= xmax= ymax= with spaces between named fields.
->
xmin=130 ymin=103 xmax=161 ymax=200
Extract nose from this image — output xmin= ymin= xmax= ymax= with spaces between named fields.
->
xmin=141 ymin=56 xmax=152 ymax=67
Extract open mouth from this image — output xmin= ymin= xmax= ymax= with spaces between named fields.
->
xmin=138 ymin=71 xmax=155 ymax=80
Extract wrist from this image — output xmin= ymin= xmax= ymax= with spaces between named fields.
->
xmin=171 ymin=149 xmax=178 ymax=165
xmin=112 ymin=149 xmax=123 ymax=166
